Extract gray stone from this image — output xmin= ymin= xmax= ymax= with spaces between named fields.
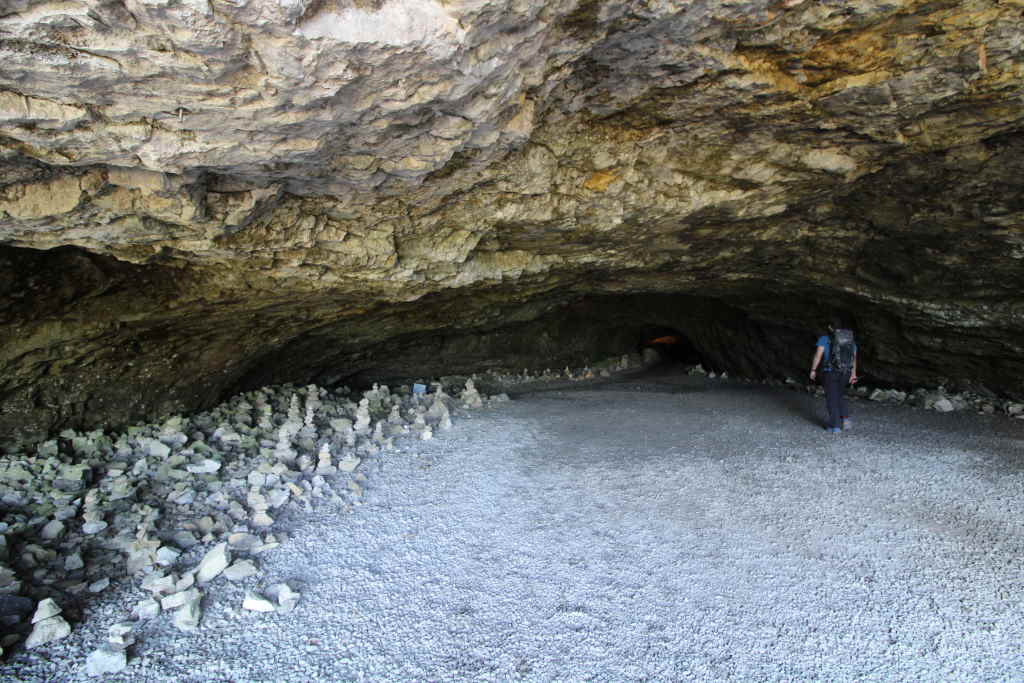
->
xmin=132 ymin=598 xmax=161 ymax=620
xmin=82 ymin=520 xmax=108 ymax=535
xmin=64 ymin=553 xmax=84 ymax=571
xmin=31 ymin=597 xmax=62 ymax=623
xmin=88 ymin=578 xmax=110 ymax=593
xmin=227 ymin=533 xmax=261 ymax=551
xmin=156 ymin=545 xmax=182 ymax=566
xmin=172 ymin=592 xmax=202 ymax=632
xmin=86 ymin=644 xmax=127 ymax=676
xmin=934 ymin=397 xmax=955 ymax=413
xmin=267 ymin=582 xmax=301 ymax=613
xmin=223 ymin=560 xmax=258 ymax=582
xmin=242 ymin=592 xmax=276 ymax=612
xmin=195 ymin=542 xmax=230 ymax=583
xmin=161 ymin=588 xmax=199 ymax=610
xmin=40 ymin=520 xmax=65 ymax=540
xmin=26 ymin=615 xmax=71 ymax=648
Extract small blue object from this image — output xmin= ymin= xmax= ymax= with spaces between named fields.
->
xmin=412 ymin=383 xmax=427 ymax=395
xmin=829 ymin=427 xmax=841 ymax=433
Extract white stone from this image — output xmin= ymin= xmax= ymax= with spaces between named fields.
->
xmin=186 ymin=459 xmax=221 ymax=474
xmin=195 ymin=543 xmax=230 ymax=583
xmin=88 ymin=578 xmax=110 ymax=593
xmin=933 ymin=397 xmax=955 ymax=413
xmin=82 ymin=520 xmax=108 ymax=535
xmin=156 ymin=546 xmax=181 ymax=566
xmin=172 ymin=592 xmax=202 ymax=632
xmin=224 ymin=560 xmax=258 ymax=582
xmin=252 ymin=511 xmax=275 ymax=528
xmin=26 ymin=615 xmax=71 ymax=648
xmin=338 ymin=456 xmax=361 ymax=473
xmin=31 ymin=598 xmax=62 ymax=623
xmin=132 ymin=598 xmax=161 ymax=620
xmin=86 ymin=645 xmax=127 ymax=676
xmin=242 ymin=592 xmax=276 ymax=612
xmin=228 ymin=533 xmax=261 ymax=551
xmin=267 ymin=582 xmax=301 ymax=613
xmin=161 ymin=588 xmax=199 ymax=610
xmin=142 ymin=572 xmax=176 ymax=595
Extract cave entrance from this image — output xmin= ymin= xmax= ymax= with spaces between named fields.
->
xmin=635 ymin=326 xmax=702 ymax=367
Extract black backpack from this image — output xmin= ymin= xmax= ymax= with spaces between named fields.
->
xmin=826 ymin=328 xmax=856 ymax=372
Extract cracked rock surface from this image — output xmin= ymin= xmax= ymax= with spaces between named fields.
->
xmin=1 ymin=0 xmax=1023 ymax=439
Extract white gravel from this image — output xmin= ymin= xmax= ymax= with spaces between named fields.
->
xmin=6 ymin=371 xmax=1024 ymax=681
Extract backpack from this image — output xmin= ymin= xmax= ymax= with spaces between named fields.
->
xmin=826 ymin=328 xmax=856 ymax=372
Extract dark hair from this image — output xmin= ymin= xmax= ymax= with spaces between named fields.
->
xmin=828 ymin=315 xmax=845 ymax=330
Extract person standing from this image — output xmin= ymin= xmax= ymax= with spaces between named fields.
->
xmin=810 ymin=317 xmax=859 ymax=433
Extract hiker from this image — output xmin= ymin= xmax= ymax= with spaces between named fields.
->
xmin=809 ymin=317 xmax=858 ymax=432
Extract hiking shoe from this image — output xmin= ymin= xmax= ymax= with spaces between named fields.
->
xmin=842 ymin=418 xmax=852 ymax=430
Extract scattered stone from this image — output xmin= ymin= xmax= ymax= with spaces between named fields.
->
xmin=64 ymin=552 xmax=85 ymax=572
xmin=86 ymin=644 xmax=127 ymax=676
xmin=933 ymin=397 xmax=955 ymax=413
xmin=195 ymin=543 xmax=230 ymax=583
xmin=252 ymin=512 xmax=274 ymax=528
xmin=267 ymin=582 xmax=301 ymax=613
xmin=132 ymin=598 xmax=161 ymax=620
xmin=32 ymin=597 xmax=62 ymax=623
xmin=242 ymin=591 xmax=276 ymax=612
xmin=82 ymin=520 xmax=108 ymax=535
xmin=26 ymin=614 xmax=71 ymax=648
xmin=161 ymin=587 xmax=199 ymax=610
xmin=88 ymin=578 xmax=110 ymax=593
xmin=172 ymin=590 xmax=202 ymax=632
xmin=40 ymin=520 xmax=65 ymax=540
xmin=227 ymin=533 xmax=261 ymax=552
xmin=338 ymin=456 xmax=361 ymax=473
xmin=224 ymin=560 xmax=258 ymax=582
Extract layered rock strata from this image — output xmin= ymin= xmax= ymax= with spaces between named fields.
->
xmin=1 ymin=0 xmax=1023 ymax=440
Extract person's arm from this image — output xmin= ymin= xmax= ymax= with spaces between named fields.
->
xmin=810 ymin=346 xmax=824 ymax=381
xmin=850 ymin=351 xmax=859 ymax=384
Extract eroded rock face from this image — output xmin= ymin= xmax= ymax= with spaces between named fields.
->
xmin=1 ymin=0 xmax=1023 ymax=440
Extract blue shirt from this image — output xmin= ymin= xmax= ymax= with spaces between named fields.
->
xmin=816 ymin=335 xmax=857 ymax=371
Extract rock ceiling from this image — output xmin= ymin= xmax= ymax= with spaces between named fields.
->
xmin=1 ymin=0 xmax=1023 ymax=440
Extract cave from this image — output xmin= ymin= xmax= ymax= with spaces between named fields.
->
xmin=0 ymin=1 xmax=1023 ymax=442
xmin=1 ymin=0 xmax=1024 ymax=676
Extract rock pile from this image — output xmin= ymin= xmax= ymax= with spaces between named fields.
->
xmin=763 ymin=367 xmax=1023 ymax=419
xmin=467 ymin=353 xmax=644 ymax=390
xmin=0 ymin=379 xmax=507 ymax=662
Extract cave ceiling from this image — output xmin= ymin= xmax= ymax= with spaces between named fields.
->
xmin=1 ymin=0 xmax=1023 ymax=439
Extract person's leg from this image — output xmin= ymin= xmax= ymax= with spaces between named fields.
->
xmin=839 ymin=370 xmax=852 ymax=429
xmin=823 ymin=372 xmax=841 ymax=430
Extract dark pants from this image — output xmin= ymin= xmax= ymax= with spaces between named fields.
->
xmin=822 ymin=370 xmax=851 ymax=429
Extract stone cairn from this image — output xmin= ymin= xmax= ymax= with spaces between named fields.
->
xmin=0 ymin=379 xmax=510 ymax=673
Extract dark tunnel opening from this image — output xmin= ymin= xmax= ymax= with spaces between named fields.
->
xmin=633 ymin=325 xmax=704 ymax=368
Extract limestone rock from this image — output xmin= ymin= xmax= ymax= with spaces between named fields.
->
xmin=172 ymin=591 xmax=202 ymax=632
xmin=86 ymin=645 xmax=127 ymax=676
xmin=223 ymin=560 xmax=258 ymax=582
xmin=26 ymin=614 xmax=72 ymax=649
xmin=195 ymin=543 xmax=230 ymax=583
xmin=242 ymin=592 xmax=276 ymax=613
xmin=132 ymin=598 xmax=161 ymax=621
xmin=31 ymin=598 xmax=62 ymax=623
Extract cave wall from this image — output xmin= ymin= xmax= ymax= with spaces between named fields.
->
xmin=2 ymin=0 xmax=1024 ymax=442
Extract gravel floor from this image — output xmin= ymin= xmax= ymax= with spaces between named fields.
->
xmin=7 ymin=370 xmax=1024 ymax=681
